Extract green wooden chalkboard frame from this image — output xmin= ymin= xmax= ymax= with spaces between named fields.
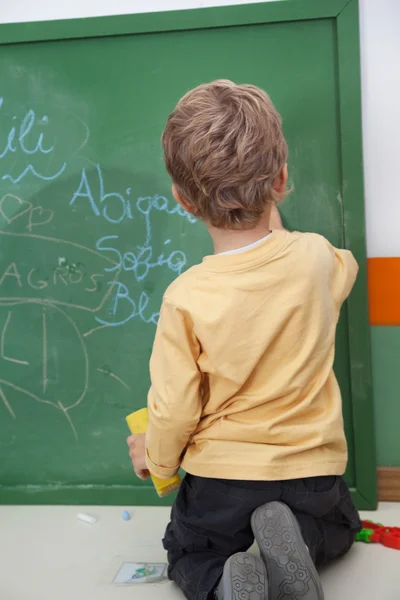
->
xmin=0 ymin=0 xmax=377 ymax=509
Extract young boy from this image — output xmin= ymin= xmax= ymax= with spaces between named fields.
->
xmin=127 ymin=80 xmax=362 ymax=600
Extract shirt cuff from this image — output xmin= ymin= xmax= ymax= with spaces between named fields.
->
xmin=145 ymin=450 xmax=180 ymax=480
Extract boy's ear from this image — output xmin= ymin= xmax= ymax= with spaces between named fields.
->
xmin=273 ymin=163 xmax=288 ymax=195
xmin=172 ymin=184 xmax=197 ymax=215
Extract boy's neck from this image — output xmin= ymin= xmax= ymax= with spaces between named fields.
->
xmin=206 ymin=210 xmax=272 ymax=255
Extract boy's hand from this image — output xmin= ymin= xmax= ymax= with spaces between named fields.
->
xmin=127 ymin=434 xmax=151 ymax=480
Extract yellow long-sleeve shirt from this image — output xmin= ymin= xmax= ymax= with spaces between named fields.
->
xmin=146 ymin=230 xmax=358 ymax=481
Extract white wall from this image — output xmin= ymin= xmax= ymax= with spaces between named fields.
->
xmin=2 ymin=0 xmax=399 ymax=257
xmin=359 ymin=0 xmax=400 ymax=257
xmin=0 ymin=0 xmax=276 ymax=22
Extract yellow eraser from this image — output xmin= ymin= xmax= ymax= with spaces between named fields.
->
xmin=126 ymin=408 xmax=181 ymax=498
xmin=126 ymin=408 xmax=150 ymax=435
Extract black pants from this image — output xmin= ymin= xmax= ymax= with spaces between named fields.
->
xmin=163 ymin=475 xmax=361 ymax=600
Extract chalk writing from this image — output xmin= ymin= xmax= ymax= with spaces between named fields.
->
xmin=85 ymin=274 xmax=105 ymax=293
xmin=70 ymin=165 xmax=195 ymax=327
xmin=0 ymin=95 xmax=198 ymax=441
xmin=0 ymin=261 xmax=100 ymax=294
xmin=136 ymin=193 xmax=196 ymax=246
xmin=2 ymin=162 xmax=67 ymax=184
xmin=95 ymin=284 xmax=159 ymax=327
xmin=70 ymin=164 xmax=196 ymax=227
xmin=0 ymin=100 xmax=54 ymax=159
xmin=0 ymin=97 xmax=67 ymax=184
xmin=0 ymin=263 xmax=22 ymax=288
xmin=96 ymin=236 xmax=186 ymax=280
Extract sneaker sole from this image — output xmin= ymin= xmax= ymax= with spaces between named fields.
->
xmin=220 ymin=552 xmax=268 ymax=600
xmin=251 ymin=502 xmax=324 ymax=600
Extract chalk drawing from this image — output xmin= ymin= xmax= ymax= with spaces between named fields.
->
xmin=0 ymin=96 xmax=198 ymax=443
xmin=1 ymin=310 xmax=29 ymax=365
xmin=97 ymin=368 xmax=130 ymax=391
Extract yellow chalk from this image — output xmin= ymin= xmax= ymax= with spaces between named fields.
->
xmin=126 ymin=408 xmax=181 ymax=498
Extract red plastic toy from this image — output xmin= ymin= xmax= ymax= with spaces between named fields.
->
xmin=355 ymin=520 xmax=400 ymax=550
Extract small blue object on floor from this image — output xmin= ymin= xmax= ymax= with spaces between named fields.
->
xmin=122 ymin=510 xmax=131 ymax=521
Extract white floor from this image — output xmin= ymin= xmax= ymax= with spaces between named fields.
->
xmin=0 ymin=503 xmax=398 ymax=600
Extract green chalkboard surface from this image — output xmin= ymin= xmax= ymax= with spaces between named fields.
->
xmin=0 ymin=0 xmax=376 ymax=508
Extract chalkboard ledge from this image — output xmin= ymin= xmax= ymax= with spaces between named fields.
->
xmin=0 ymin=485 xmax=175 ymax=507
xmin=0 ymin=485 xmax=375 ymax=510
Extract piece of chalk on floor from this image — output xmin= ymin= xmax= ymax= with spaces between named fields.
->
xmin=77 ymin=513 xmax=97 ymax=525
xmin=122 ymin=510 xmax=131 ymax=521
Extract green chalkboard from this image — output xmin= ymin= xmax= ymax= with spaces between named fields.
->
xmin=0 ymin=0 xmax=376 ymax=508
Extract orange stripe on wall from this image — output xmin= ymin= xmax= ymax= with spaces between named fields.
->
xmin=368 ymin=258 xmax=400 ymax=326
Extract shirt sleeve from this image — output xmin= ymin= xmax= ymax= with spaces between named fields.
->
xmin=326 ymin=240 xmax=359 ymax=307
xmin=145 ymin=298 xmax=202 ymax=479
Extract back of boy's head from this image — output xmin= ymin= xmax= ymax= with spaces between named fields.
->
xmin=162 ymin=80 xmax=288 ymax=230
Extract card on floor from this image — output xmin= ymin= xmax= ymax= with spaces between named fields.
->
xmin=113 ymin=562 xmax=168 ymax=584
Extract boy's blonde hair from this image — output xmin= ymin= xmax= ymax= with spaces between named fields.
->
xmin=162 ymin=80 xmax=288 ymax=230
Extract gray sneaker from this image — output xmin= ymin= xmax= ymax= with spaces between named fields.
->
xmin=215 ymin=552 xmax=268 ymax=600
xmin=251 ymin=502 xmax=324 ymax=600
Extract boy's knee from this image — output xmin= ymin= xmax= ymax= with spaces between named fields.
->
xmin=317 ymin=524 xmax=356 ymax=566
xmin=339 ymin=528 xmax=356 ymax=557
